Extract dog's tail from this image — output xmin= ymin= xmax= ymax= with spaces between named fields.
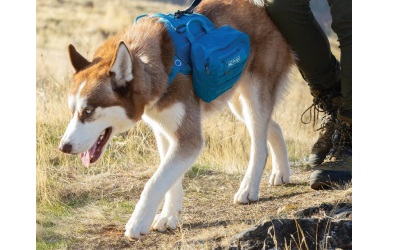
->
xmin=248 ymin=0 xmax=265 ymax=7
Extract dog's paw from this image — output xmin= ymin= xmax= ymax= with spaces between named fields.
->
xmin=151 ymin=212 xmax=181 ymax=232
xmin=124 ymin=216 xmax=152 ymax=239
xmin=268 ymin=170 xmax=290 ymax=186
xmin=234 ymin=182 xmax=259 ymax=204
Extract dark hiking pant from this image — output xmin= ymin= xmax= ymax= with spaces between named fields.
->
xmin=266 ymin=0 xmax=352 ymax=115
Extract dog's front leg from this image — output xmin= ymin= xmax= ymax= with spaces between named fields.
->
xmin=151 ymin=131 xmax=184 ymax=232
xmin=151 ymin=176 xmax=183 ymax=231
xmin=124 ymin=142 xmax=203 ymax=239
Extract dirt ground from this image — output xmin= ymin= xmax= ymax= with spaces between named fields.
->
xmin=36 ymin=165 xmax=351 ymax=249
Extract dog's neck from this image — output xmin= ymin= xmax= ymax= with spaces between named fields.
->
xmin=98 ymin=18 xmax=177 ymax=119
xmin=128 ymin=18 xmax=176 ymax=109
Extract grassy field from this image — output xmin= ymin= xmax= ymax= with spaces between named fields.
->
xmin=36 ymin=0 xmax=351 ymax=249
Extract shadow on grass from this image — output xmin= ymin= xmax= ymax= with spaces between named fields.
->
xmin=259 ymin=191 xmax=310 ymax=203
xmin=280 ymin=182 xmax=310 ymax=187
xmin=183 ymin=219 xmax=253 ymax=230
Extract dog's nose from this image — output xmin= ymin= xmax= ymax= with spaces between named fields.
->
xmin=59 ymin=143 xmax=73 ymax=154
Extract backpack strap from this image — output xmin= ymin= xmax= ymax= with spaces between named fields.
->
xmin=151 ymin=13 xmax=215 ymax=84
xmin=134 ymin=10 xmax=215 ymax=84
xmin=152 ymin=13 xmax=193 ymax=84
xmin=174 ymin=0 xmax=203 ymax=18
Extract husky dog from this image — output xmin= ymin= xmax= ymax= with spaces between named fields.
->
xmin=59 ymin=0 xmax=293 ymax=239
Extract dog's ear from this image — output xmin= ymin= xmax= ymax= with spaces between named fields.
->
xmin=109 ymin=41 xmax=133 ymax=88
xmin=68 ymin=44 xmax=90 ymax=73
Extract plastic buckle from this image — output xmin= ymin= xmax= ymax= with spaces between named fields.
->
xmin=174 ymin=9 xmax=193 ymax=19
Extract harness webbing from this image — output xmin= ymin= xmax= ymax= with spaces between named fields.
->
xmin=134 ymin=12 xmax=215 ymax=84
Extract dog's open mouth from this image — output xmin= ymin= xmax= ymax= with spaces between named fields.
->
xmin=80 ymin=127 xmax=112 ymax=167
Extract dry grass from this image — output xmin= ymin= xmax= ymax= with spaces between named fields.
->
xmin=36 ymin=0 xmax=348 ymax=249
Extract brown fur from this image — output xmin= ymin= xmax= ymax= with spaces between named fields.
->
xmin=68 ymin=0 xmax=292 ymax=121
xmin=65 ymin=0 xmax=295 ymax=165
xmin=63 ymin=0 xmax=295 ymax=238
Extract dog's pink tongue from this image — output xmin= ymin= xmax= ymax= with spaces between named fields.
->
xmin=81 ymin=151 xmax=91 ymax=167
xmin=80 ymin=144 xmax=97 ymax=167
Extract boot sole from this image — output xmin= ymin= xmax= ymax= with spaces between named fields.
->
xmin=310 ymin=170 xmax=352 ymax=190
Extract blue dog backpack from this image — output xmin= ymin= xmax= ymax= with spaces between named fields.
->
xmin=135 ymin=13 xmax=250 ymax=103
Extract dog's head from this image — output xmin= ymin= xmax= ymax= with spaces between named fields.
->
xmin=59 ymin=41 xmax=147 ymax=167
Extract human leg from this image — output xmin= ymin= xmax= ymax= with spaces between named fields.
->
xmin=266 ymin=0 xmax=352 ymax=189
xmin=266 ymin=0 xmax=341 ymax=90
xmin=266 ymin=0 xmax=341 ymax=166
xmin=310 ymin=0 xmax=352 ymax=190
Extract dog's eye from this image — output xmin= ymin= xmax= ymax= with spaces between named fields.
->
xmin=82 ymin=107 xmax=94 ymax=116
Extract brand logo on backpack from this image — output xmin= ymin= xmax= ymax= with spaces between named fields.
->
xmin=228 ymin=55 xmax=241 ymax=69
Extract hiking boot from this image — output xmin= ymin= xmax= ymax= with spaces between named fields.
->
xmin=310 ymin=112 xmax=352 ymax=190
xmin=308 ymin=114 xmax=336 ymax=166
xmin=302 ymin=88 xmax=342 ymax=166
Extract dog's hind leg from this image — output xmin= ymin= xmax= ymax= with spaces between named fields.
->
xmin=267 ymin=119 xmax=291 ymax=185
xmin=230 ymin=97 xmax=291 ymax=188
xmin=230 ymin=81 xmax=271 ymax=204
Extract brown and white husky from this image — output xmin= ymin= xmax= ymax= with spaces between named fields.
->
xmin=59 ymin=0 xmax=293 ymax=239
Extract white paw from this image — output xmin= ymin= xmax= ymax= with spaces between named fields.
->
xmin=234 ymin=181 xmax=259 ymax=204
xmin=151 ymin=212 xmax=182 ymax=232
xmin=124 ymin=214 xmax=153 ymax=239
xmin=268 ymin=169 xmax=290 ymax=186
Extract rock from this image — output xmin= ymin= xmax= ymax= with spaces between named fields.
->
xmin=294 ymin=202 xmax=352 ymax=220
xmin=230 ymin=203 xmax=352 ymax=250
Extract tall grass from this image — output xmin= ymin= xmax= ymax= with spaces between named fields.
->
xmin=36 ymin=0 xmax=340 ymax=204
xmin=36 ymin=1 xmax=342 ymax=248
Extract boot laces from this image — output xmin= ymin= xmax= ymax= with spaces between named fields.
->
xmin=326 ymin=121 xmax=352 ymax=161
xmin=301 ymin=93 xmax=338 ymax=128
xmin=312 ymin=114 xmax=336 ymax=148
